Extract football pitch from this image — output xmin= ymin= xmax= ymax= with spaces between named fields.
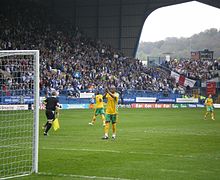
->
xmin=18 ymin=108 xmax=220 ymax=180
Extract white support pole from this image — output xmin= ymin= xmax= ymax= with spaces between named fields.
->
xmin=33 ymin=50 xmax=39 ymax=173
xmin=0 ymin=50 xmax=40 ymax=179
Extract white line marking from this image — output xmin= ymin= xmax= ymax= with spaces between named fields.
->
xmin=38 ymin=172 xmax=133 ymax=180
xmin=41 ymin=147 xmax=194 ymax=158
xmin=160 ymin=169 xmax=187 ymax=173
xmin=41 ymin=147 xmax=120 ymax=153
xmin=160 ymin=169 xmax=219 ymax=174
xmin=142 ymin=128 xmax=220 ymax=136
xmin=0 ymin=173 xmax=30 ymax=180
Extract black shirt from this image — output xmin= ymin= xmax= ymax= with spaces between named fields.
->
xmin=45 ymin=96 xmax=59 ymax=111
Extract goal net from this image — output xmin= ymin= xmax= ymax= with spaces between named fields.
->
xmin=0 ymin=50 xmax=39 ymax=179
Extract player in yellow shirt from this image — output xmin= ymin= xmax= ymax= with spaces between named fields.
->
xmin=204 ymin=94 xmax=215 ymax=120
xmin=89 ymin=91 xmax=105 ymax=126
xmin=102 ymin=86 xmax=119 ymax=140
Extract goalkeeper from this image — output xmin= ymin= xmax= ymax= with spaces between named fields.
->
xmin=43 ymin=91 xmax=60 ymax=136
xmin=204 ymin=94 xmax=215 ymax=120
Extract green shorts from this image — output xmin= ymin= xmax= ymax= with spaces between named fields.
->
xmin=95 ymin=108 xmax=105 ymax=115
xmin=105 ymin=114 xmax=117 ymax=123
xmin=206 ymin=106 xmax=214 ymax=112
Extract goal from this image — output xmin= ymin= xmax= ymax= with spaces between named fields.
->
xmin=0 ymin=50 xmax=39 ymax=179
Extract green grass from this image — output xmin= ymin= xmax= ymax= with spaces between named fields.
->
xmin=14 ymin=108 xmax=220 ymax=179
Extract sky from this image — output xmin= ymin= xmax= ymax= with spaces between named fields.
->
xmin=139 ymin=1 xmax=220 ymax=42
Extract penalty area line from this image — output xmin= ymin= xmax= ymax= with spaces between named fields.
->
xmin=38 ymin=172 xmax=133 ymax=180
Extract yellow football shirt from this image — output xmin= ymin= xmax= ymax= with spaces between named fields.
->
xmin=95 ymin=94 xmax=104 ymax=108
xmin=106 ymin=93 xmax=119 ymax=115
xmin=205 ymin=98 xmax=213 ymax=107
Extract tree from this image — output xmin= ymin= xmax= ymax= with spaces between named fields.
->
xmin=137 ymin=28 xmax=220 ymax=59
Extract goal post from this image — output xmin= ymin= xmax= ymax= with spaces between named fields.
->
xmin=0 ymin=50 xmax=39 ymax=179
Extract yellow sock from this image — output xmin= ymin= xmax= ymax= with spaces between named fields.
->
xmin=112 ymin=123 xmax=116 ymax=134
xmin=92 ymin=116 xmax=96 ymax=123
xmin=211 ymin=113 xmax=215 ymax=120
xmin=104 ymin=122 xmax=110 ymax=136
xmin=101 ymin=115 xmax=105 ymax=125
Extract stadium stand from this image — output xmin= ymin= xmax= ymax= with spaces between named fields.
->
xmin=163 ymin=58 xmax=219 ymax=80
xmin=0 ymin=1 xmax=219 ymax=104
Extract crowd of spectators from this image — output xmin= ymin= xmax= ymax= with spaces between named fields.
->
xmin=0 ymin=2 xmax=178 ymax=97
xmin=0 ymin=57 xmax=34 ymax=96
xmin=163 ymin=58 xmax=219 ymax=81
xmin=0 ymin=1 xmax=219 ymax=97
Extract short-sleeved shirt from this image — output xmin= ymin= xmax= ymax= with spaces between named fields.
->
xmin=95 ymin=94 xmax=104 ymax=108
xmin=205 ymin=98 xmax=213 ymax=107
xmin=106 ymin=93 xmax=119 ymax=115
xmin=45 ymin=96 xmax=59 ymax=111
